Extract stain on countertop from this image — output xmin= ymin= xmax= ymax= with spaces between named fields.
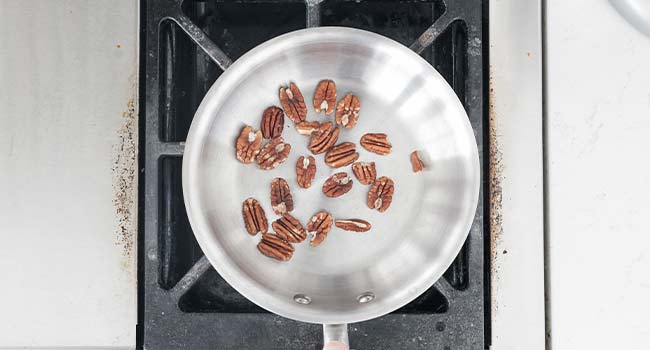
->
xmin=488 ymin=66 xmax=505 ymax=309
xmin=112 ymin=78 xmax=138 ymax=271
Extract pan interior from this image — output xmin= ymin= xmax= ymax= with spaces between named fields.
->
xmin=183 ymin=28 xmax=479 ymax=324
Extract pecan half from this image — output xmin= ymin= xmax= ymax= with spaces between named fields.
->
xmin=256 ymin=137 xmax=291 ymax=170
xmin=270 ymin=178 xmax=294 ymax=215
xmin=313 ymin=79 xmax=336 ymax=115
xmin=260 ymin=106 xmax=284 ymax=139
xmin=335 ymin=219 xmax=372 ymax=232
xmin=296 ymin=155 xmax=317 ymax=189
xmin=295 ymin=121 xmax=320 ymax=136
xmin=367 ymin=176 xmax=395 ymax=212
xmin=309 ymin=121 xmax=340 ymax=154
xmin=258 ymin=233 xmax=294 ymax=261
xmin=322 ymin=172 xmax=353 ymax=198
xmin=272 ymin=214 xmax=306 ymax=243
xmin=335 ymin=93 xmax=360 ymax=129
xmin=325 ymin=142 xmax=359 ymax=168
xmin=360 ymin=133 xmax=392 ymax=155
xmin=307 ymin=211 xmax=333 ymax=247
xmin=279 ymin=83 xmax=307 ymax=123
xmin=242 ymin=198 xmax=268 ymax=235
xmin=235 ymin=125 xmax=263 ymax=164
xmin=351 ymin=161 xmax=377 ymax=185
xmin=410 ymin=150 xmax=425 ymax=173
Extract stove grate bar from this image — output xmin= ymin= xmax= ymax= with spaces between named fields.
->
xmin=410 ymin=10 xmax=456 ymax=54
xmin=156 ymin=142 xmax=185 ymax=156
xmin=434 ymin=276 xmax=460 ymax=300
xmin=170 ymin=13 xmax=233 ymax=70
xmin=169 ymin=255 xmax=212 ymax=301
xmin=305 ymin=0 xmax=321 ymax=27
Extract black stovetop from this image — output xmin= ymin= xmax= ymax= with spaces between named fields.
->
xmin=140 ymin=0 xmax=488 ymax=349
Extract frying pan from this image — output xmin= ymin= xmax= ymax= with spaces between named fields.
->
xmin=182 ymin=27 xmax=480 ymax=349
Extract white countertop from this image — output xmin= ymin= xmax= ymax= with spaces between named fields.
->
xmin=489 ymin=0 xmax=545 ymax=349
xmin=0 ymin=1 xmax=138 ymax=348
xmin=546 ymin=0 xmax=650 ymax=348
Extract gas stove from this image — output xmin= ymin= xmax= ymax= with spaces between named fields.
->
xmin=141 ymin=0 xmax=488 ymax=348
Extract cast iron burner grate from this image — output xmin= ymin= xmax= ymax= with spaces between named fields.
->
xmin=142 ymin=0 xmax=487 ymax=348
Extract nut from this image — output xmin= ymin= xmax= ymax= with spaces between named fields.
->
xmin=325 ymin=142 xmax=359 ymax=168
xmin=272 ymin=214 xmax=306 ymax=243
xmin=351 ymin=161 xmax=377 ymax=185
xmin=295 ymin=121 xmax=321 ymax=136
xmin=257 ymin=233 xmax=294 ymax=261
xmin=335 ymin=219 xmax=372 ymax=232
xmin=235 ymin=125 xmax=263 ymax=164
xmin=260 ymin=106 xmax=284 ymax=139
xmin=309 ymin=121 xmax=340 ymax=154
xmin=335 ymin=93 xmax=360 ymax=129
xmin=410 ymin=150 xmax=425 ymax=172
xmin=322 ymin=172 xmax=353 ymax=198
xmin=367 ymin=176 xmax=395 ymax=212
xmin=256 ymin=137 xmax=291 ymax=170
xmin=313 ymin=79 xmax=336 ymax=115
xmin=242 ymin=198 xmax=268 ymax=235
xmin=307 ymin=211 xmax=333 ymax=247
xmin=360 ymin=133 xmax=392 ymax=155
xmin=296 ymin=155 xmax=317 ymax=189
xmin=279 ymin=83 xmax=307 ymax=123
xmin=270 ymin=178 xmax=294 ymax=215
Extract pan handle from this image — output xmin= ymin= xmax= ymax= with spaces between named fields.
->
xmin=322 ymin=324 xmax=349 ymax=350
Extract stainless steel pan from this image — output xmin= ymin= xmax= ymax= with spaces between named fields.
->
xmin=182 ymin=27 xmax=480 ymax=349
